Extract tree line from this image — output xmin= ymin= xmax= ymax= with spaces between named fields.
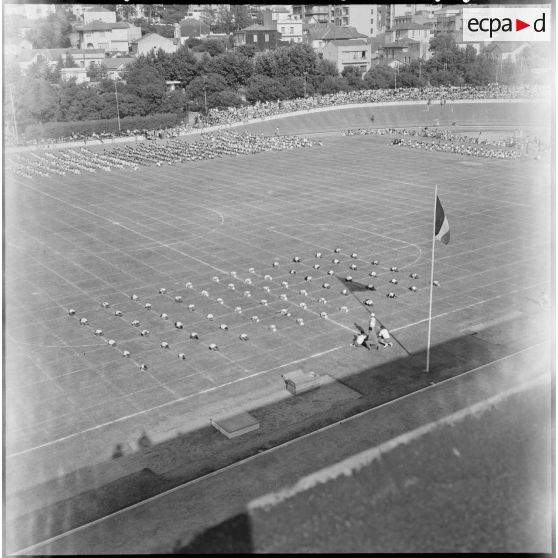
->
xmin=5 ymin=35 xmax=545 ymax=136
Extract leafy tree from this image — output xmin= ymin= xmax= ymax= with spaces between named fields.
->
xmin=26 ymin=12 xmax=72 ymax=48
xmin=282 ymin=75 xmax=313 ymax=99
xmin=124 ymin=60 xmax=167 ymax=115
xmin=427 ymin=69 xmax=463 ymax=86
xmin=64 ymin=52 xmax=77 ymax=68
xmin=230 ymin=5 xmax=253 ymax=31
xmin=200 ymin=5 xmax=217 ymax=29
xmin=363 ymin=64 xmax=395 ymax=89
xmin=185 ymin=73 xmax=228 ymax=111
xmin=342 ymin=66 xmax=364 ymax=89
xmin=194 ymin=39 xmax=226 ymax=56
xmin=205 ymin=52 xmax=253 ymax=87
xmin=209 ymin=89 xmax=244 ymax=109
xmin=253 ymin=9 xmax=264 ymax=25
xmin=87 ymin=62 xmax=108 ymax=81
xmin=117 ymin=3 xmax=138 ymax=22
xmin=265 ymin=44 xmax=317 ymax=81
xmin=464 ymin=55 xmax=495 ymax=85
xmin=167 ymin=46 xmax=200 ymax=83
xmin=237 ymin=44 xmax=257 ymax=58
xmin=427 ymin=33 xmax=466 ymax=80
xmin=396 ymin=66 xmax=422 ymax=87
xmin=162 ymin=90 xmax=189 ymax=113
xmin=4 ymin=57 xmax=22 ymax=84
xmin=317 ymin=75 xmax=348 ymax=94
xmin=151 ymin=48 xmax=173 ymax=79
xmin=19 ymin=78 xmax=60 ymax=123
xmin=26 ymin=56 xmax=53 ymax=80
xmin=310 ymin=58 xmax=338 ymax=92
xmin=215 ymin=5 xmax=235 ymax=34
xmin=245 ymin=74 xmax=286 ymax=102
xmin=254 ymin=51 xmax=278 ymax=78
xmin=314 ymin=59 xmax=338 ymax=78
xmin=158 ymin=4 xmax=190 ymax=24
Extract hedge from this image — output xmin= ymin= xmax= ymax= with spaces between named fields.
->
xmin=23 ymin=113 xmax=185 ymax=140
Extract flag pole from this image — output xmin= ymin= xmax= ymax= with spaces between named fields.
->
xmin=425 ymin=184 xmax=438 ymax=372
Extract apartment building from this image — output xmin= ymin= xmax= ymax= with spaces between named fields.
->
xmin=263 ymin=8 xmax=304 ymax=43
xmin=333 ymin=4 xmax=389 ymax=37
xmin=293 ymin=4 xmax=334 ymax=24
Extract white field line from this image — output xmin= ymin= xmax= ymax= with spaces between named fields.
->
xmin=6 ymin=345 xmax=345 ymax=459
xmin=8 ymin=277 xmax=548 ymax=459
xmin=19 ymin=182 xmax=230 ymax=274
xmin=11 ymin=341 xmax=549 ymax=556
xmin=390 ymin=280 xmax=549 ymax=334
xmin=268 ymin=224 xmax=422 ymax=272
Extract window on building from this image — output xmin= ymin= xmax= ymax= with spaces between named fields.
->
xmin=370 ymin=8 xmax=374 ymax=14
xmin=281 ymin=26 xmax=285 ymax=33
xmin=370 ymin=28 xmax=374 ymax=34
xmin=370 ymin=18 xmax=374 ymax=24
xmin=361 ymin=51 xmax=366 ymax=59
xmin=253 ymin=34 xmax=258 ymax=41
xmin=264 ymin=33 xmax=269 ymax=42
xmin=290 ymin=26 xmax=294 ymax=34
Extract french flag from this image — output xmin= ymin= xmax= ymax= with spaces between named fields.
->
xmin=435 ymin=196 xmax=450 ymax=245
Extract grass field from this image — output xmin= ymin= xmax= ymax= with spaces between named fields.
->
xmin=4 ymin=101 xmax=552 ymax=551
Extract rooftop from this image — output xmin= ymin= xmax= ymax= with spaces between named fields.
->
xmin=133 ymin=32 xmax=175 ymax=43
xmin=383 ymin=39 xmax=420 ymax=48
xmin=241 ymin=23 xmax=277 ymax=32
xmin=76 ymin=21 xmax=131 ymax=32
xmin=307 ymin=24 xmax=367 ymax=41
xmin=102 ymin=57 xmax=134 ymax=69
xmin=330 ymin=39 xmax=369 ymax=47
xmin=394 ymin=22 xmax=426 ymax=30
xmin=18 ymin=48 xmax=106 ymax=62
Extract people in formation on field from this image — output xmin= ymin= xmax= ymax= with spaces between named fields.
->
xmin=8 ymin=85 xmax=546 ymax=148
xmin=344 ymin=126 xmax=543 ymax=159
xmin=7 ymin=131 xmax=321 ymax=178
xmin=392 ymin=138 xmax=522 ymax=159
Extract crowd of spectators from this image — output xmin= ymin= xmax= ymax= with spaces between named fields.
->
xmin=7 ymin=131 xmax=322 ymax=179
xmin=8 ymin=84 xmax=547 ymax=150
xmin=197 ymin=84 xmax=546 ymax=128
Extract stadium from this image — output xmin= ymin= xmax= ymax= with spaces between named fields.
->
xmin=5 ymin=91 xmax=552 ymax=553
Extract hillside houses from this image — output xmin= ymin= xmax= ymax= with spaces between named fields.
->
xmin=75 ymin=21 xmax=141 ymax=52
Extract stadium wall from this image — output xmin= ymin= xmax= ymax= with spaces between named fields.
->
xmin=6 ymin=99 xmax=547 ymax=153
xmin=179 ymin=376 xmax=552 ymax=553
xmin=232 ymin=99 xmax=548 ymax=137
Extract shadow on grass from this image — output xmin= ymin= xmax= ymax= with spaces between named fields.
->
xmin=6 ymin=311 xmax=548 ymax=553
xmin=175 ymin=512 xmax=253 ymax=554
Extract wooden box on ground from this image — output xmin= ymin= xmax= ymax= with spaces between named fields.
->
xmin=211 ymin=412 xmax=260 ymax=439
xmin=281 ymin=369 xmax=325 ymax=395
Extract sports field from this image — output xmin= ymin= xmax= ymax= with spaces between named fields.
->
xmin=4 ymin=100 xmax=552 ymax=551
